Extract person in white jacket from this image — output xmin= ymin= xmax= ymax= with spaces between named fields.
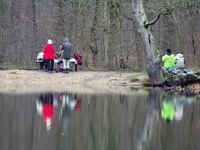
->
xmin=175 ymin=53 xmax=185 ymax=69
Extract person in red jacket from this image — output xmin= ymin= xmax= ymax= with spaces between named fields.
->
xmin=43 ymin=93 xmax=54 ymax=130
xmin=43 ymin=39 xmax=56 ymax=72
xmin=36 ymin=93 xmax=55 ymax=130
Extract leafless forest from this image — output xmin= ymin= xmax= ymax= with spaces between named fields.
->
xmin=0 ymin=0 xmax=200 ymax=70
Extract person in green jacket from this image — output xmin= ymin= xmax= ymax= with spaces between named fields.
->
xmin=161 ymin=100 xmax=175 ymax=123
xmin=162 ymin=49 xmax=175 ymax=72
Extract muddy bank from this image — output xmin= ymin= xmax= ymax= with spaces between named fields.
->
xmin=0 ymin=70 xmax=147 ymax=94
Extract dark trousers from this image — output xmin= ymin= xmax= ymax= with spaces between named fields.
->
xmin=45 ymin=59 xmax=54 ymax=71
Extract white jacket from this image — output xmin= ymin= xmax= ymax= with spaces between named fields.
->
xmin=175 ymin=53 xmax=184 ymax=68
xmin=37 ymin=52 xmax=44 ymax=60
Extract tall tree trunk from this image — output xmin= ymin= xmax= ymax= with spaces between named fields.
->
xmin=0 ymin=0 xmax=3 ymax=63
xmin=56 ymin=0 xmax=66 ymax=41
xmin=109 ymin=0 xmax=121 ymax=68
xmin=132 ymin=0 xmax=162 ymax=85
xmin=89 ymin=0 xmax=99 ymax=67
xmin=103 ymin=0 xmax=110 ymax=68
xmin=32 ymin=0 xmax=37 ymax=44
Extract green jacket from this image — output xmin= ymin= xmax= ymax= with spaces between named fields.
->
xmin=162 ymin=54 xmax=175 ymax=68
xmin=161 ymin=101 xmax=174 ymax=121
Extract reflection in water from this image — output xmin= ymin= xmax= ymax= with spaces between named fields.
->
xmin=173 ymin=95 xmax=194 ymax=121
xmin=137 ymin=89 xmax=161 ymax=150
xmin=0 ymin=90 xmax=200 ymax=150
xmin=36 ymin=93 xmax=54 ymax=130
xmin=161 ymin=99 xmax=175 ymax=122
xmin=36 ymin=93 xmax=81 ymax=131
xmin=140 ymin=90 xmax=200 ymax=150
xmin=58 ymin=93 xmax=81 ymax=133
xmin=161 ymin=93 xmax=195 ymax=123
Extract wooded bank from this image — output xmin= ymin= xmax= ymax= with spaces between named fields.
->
xmin=0 ymin=0 xmax=200 ymax=71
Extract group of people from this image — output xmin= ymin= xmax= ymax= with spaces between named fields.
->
xmin=162 ymin=48 xmax=185 ymax=73
xmin=36 ymin=93 xmax=81 ymax=131
xmin=42 ymin=37 xmax=72 ymax=73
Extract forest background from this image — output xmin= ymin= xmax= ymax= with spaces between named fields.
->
xmin=0 ymin=0 xmax=200 ymax=70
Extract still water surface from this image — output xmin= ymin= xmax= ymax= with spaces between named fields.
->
xmin=0 ymin=89 xmax=200 ymax=150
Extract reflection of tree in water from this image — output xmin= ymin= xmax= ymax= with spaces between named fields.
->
xmin=137 ymin=90 xmax=200 ymax=150
xmin=137 ymin=89 xmax=162 ymax=150
xmin=161 ymin=92 xmax=196 ymax=123
xmin=159 ymin=93 xmax=199 ymax=150
xmin=32 ymin=91 xmax=200 ymax=149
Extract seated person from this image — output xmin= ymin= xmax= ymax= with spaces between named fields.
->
xmin=162 ymin=48 xmax=175 ymax=72
xmin=36 ymin=52 xmax=45 ymax=70
xmin=175 ymin=53 xmax=184 ymax=69
xmin=56 ymin=60 xmax=64 ymax=73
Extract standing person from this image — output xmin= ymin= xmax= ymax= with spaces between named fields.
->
xmin=43 ymin=39 xmax=56 ymax=72
xmin=61 ymin=37 xmax=72 ymax=73
xmin=36 ymin=93 xmax=55 ymax=131
xmin=162 ymin=48 xmax=175 ymax=73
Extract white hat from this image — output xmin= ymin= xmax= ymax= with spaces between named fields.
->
xmin=47 ymin=39 xmax=52 ymax=44
xmin=175 ymin=53 xmax=184 ymax=58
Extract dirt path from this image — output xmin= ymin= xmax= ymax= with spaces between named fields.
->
xmin=0 ymin=70 xmax=146 ymax=94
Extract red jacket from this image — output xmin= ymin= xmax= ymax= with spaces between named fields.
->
xmin=43 ymin=104 xmax=54 ymax=125
xmin=43 ymin=44 xmax=56 ymax=59
xmin=74 ymin=53 xmax=82 ymax=65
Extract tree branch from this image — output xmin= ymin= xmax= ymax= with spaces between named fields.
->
xmin=144 ymin=12 xmax=161 ymax=27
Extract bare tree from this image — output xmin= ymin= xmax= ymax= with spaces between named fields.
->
xmin=0 ymin=0 xmax=200 ymax=71
xmin=132 ymin=0 xmax=162 ymax=84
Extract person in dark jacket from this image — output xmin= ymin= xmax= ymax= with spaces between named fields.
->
xmin=43 ymin=39 xmax=56 ymax=72
xmin=61 ymin=37 xmax=72 ymax=73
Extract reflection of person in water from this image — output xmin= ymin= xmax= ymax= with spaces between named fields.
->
xmin=60 ymin=93 xmax=81 ymax=111
xmin=69 ymin=94 xmax=81 ymax=111
xmin=174 ymin=95 xmax=194 ymax=121
xmin=36 ymin=93 xmax=55 ymax=130
xmin=161 ymin=94 xmax=194 ymax=122
xmin=43 ymin=93 xmax=54 ymax=130
xmin=59 ymin=93 xmax=81 ymax=133
xmin=161 ymin=100 xmax=175 ymax=122
xmin=60 ymin=93 xmax=71 ymax=131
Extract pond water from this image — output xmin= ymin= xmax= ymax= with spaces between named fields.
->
xmin=0 ymin=89 xmax=200 ymax=150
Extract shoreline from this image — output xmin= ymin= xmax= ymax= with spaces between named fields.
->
xmin=0 ymin=70 xmax=146 ymax=94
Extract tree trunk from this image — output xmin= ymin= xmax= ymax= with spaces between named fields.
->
xmin=103 ymin=0 xmax=110 ymax=67
xmin=132 ymin=0 xmax=162 ymax=85
xmin=109 ymin=0 xmax=121 ymax=68
xmin=89 ymin=0 xmax=99 ymax=67
xmin=0 ymin=0 xmax=3 ymax=63
xmin=32 ymin=0 xmax=37 ymax=43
